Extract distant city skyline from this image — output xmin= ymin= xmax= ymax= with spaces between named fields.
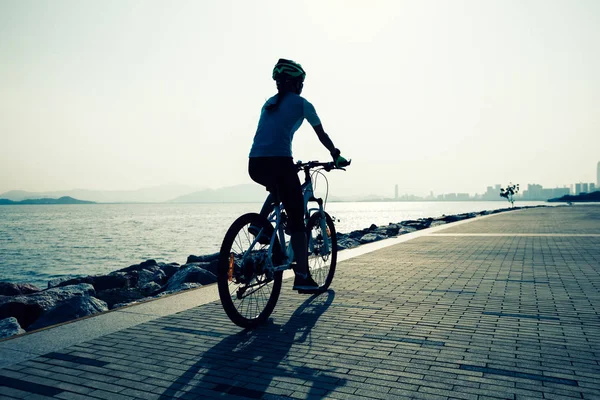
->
xmin=2 ymin=173 xmax=597 ymax=203
xmin=2 ymin=160 xmax=598 ymax=202
xmin=390 ymin=161 xmax=600 ymax=200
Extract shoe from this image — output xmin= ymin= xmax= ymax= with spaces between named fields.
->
xmin=293 ymin=274 xmax=320 ymax=292
xmin=248 ymin=225 xmax=270 ymax=245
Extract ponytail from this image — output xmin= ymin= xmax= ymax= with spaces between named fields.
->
xmin=265 ymin=79 xmax=300 ymax=112
xmin=265 ymin=91 xmax=288 ymax=112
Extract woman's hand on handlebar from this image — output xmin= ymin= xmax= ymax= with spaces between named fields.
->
xmin=295 ymin=158 xmax=350 ymax=171
xmin=335 ymin=155 xmax=350 ymax=168
xmin=329 ymin=147 xmax=350 ymax=168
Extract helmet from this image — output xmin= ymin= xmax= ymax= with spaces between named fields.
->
xmin=272 ymin=58 xmax=306 ymax=82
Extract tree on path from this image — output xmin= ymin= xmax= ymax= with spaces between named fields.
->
xmin=500 ymin=183 xmax=519 ymax=207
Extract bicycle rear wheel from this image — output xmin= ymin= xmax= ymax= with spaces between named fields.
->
xmin=218 ymin=213 xmax=283 ymax=328
xmin=306 ymin=211 xmax=337 ymax=291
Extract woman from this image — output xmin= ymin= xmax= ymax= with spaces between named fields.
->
xmin=248 ymin=58 xmax=347 ymax=292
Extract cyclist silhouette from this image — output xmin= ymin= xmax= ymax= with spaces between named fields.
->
xmin=248 ymin=58 xmax=348 ymax=292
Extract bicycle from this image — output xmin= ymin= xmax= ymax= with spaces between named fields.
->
xmin=217 ymin=159 xmax=350 ymax=328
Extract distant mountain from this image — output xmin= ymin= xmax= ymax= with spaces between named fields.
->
xmin=169 ymin=184 xmax=268 ymax=203
xmin=0 ymin=196 xmax=95 ymax=205
xmin=0 ymin=184 xmax=204 ymax=203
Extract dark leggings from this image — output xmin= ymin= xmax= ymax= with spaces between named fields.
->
xmin=248 ymin=157 xmax=304 ymax=233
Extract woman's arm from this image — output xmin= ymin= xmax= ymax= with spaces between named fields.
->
xmin=312 ymin=124 xmax=339 ymax=158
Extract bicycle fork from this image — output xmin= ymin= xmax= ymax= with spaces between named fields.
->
xmin=307 ymin=205 xmax=331 ymax=257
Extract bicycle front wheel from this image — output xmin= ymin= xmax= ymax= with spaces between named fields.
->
xmin=306 ymin=211 xmax=337 ymax=291
xmin=218 ymin=213 xmax=283 ymax=328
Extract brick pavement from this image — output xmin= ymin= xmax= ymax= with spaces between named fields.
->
xmin=1 ymin=205 xmax=599 ymax=400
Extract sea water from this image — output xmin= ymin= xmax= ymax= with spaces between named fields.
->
xmin=0 ymin=201 xmax=551 ymax=286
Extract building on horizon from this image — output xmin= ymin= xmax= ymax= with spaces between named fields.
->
xmin=597 ymin=161 xmax=600 ymax=187
xmin=521 ymin=184 xmax=569 ymax=200
xmin=481 ymin=184 xmax=502 ymax=200
xmin=574 ymin=182 xmax=597 ymax=195
xmin=523 ymin=184 xmax=543 ymax=200
xmin=441 ymin=193 xmax=471 ymax=201
xmin=456 ymin=193 xmax=470 ymax=201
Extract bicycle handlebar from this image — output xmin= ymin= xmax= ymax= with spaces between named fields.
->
xmin=296 ymin=159 xmax=352 ymax=172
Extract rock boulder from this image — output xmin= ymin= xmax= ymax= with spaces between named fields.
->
xmin=0 ymin=283 xmax=96 ymax=329
xmin=164 ymin=263 xmax=217 ymax=292
xmin=0 ymin=282 xmax=41 ymax=296
xmin=28 ymin=296 xmax=108 ymax=331
xmin=55 ymin=273 xmax=133 ymax=291
xmin=47 ymin=277 xmax=76 ymax=289
xmin=160 ymin=282 xmax=204 ymax=295
xmin=186 ymin=254 xmax=219 ymax=275
xmin=141 ymin=281 xmax=161 ymax=296
xmin=359 ymin=233 xmax=388 ymax=244
xmin=337 ymin=237 xmax=361 ymax=250
xmin=400 ymin=220 xmax=430 ymax=230
xmin=187 ymin=253 xmax=219 ymax=264
xmin=137 ymin=269 xmax=166 ymax=288
xmin=348 ymin=229 xmax=369 ymax=240
xmin=159 ymin=262 xmax=182 ymax=279
xmin=115 ymin=259 xmax=160 ymax=274
xmin=399 ymin=226 xmax=417 ymax=234
xmin=0 ymin=317 xmax=26 ymax=339
xmin=96 ymin=287 xmax=145 ymax=309
xmin=429 ymin=220 xmax=447 ymax=227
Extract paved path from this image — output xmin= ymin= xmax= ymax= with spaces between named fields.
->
xmin=1 ymin=205 xmax=600 ymax=400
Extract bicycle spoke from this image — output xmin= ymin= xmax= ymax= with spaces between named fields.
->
xmin=233 ymin=233 xmax=244 ymax=255
xmin=259 ymin=284 xmax=270 ymax=314
xmin=222 ymin=220 xmax=278 ymax=320
xmin=305 ymin=213 xmax=336 ymax=290
xmin=218 ymin=213 xmax=284 ymax=328
xmin=243 ymin=226 xmax=252 ymax=247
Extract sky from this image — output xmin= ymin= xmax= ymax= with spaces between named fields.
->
xmin=1 ymin=0 xmax=599 ymax=198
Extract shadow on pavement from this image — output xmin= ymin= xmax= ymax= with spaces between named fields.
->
xmin=159 ymin=289 xmax=346 ymax=399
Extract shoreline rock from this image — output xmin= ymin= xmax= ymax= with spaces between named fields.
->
xmin=0 ymin=317 xmax=26 ymax=339
xmin=0 ymin=204 xmax=547 ymax=338
xmin=0 ymin=283 xmax=98 ymax=330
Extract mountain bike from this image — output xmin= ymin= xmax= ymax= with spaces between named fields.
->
xmin=218 ymin=159 xmax=350 ymax=328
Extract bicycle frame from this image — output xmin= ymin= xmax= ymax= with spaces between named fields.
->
xmin=248 ymin=165 xmax=332 ymax=274
xmin=300 ymin=166 xmax=331 ymax=256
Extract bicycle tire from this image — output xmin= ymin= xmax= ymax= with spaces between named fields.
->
xmin=306 ymin=211 xmax=337 ymax=291
xmin=218 ymin=213 xmax=283 ymax=328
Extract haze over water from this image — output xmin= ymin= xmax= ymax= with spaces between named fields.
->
xmin=1 ymin=1 xmax=599 ymax=198
xmin=0 ymin=201 xmax=551 ymax=287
